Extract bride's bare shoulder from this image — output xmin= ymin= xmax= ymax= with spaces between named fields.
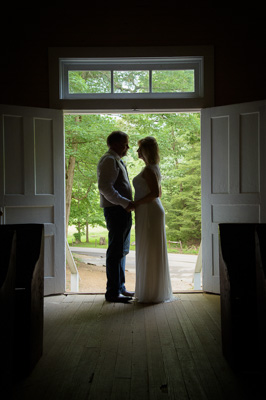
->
xmin=143 ymin=165 xmax=160 ymax=184
xmin=143 ymin=164 xmax=155 ymax=174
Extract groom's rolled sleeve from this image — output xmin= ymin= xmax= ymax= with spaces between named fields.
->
xmin=98 ymin=157 xmax=130 ymax=209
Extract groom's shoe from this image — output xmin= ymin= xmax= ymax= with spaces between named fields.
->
xmin=122 ymin=290 xmax=135 ymax=297
xmin=106 ymin=294 xmax=132 ymax=303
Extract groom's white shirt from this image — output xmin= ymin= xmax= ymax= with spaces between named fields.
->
xmin=97 ymin=149 xmax=132 ymax=209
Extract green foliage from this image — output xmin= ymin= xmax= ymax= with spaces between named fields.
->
xmin=165 ymin=141 xmax=201 ymax=243
xmin=69 ymin=71 xmax=111 ymax=94
xmin=65 ymin=111 xmax=201 ymax=246
xmin=68 ymin=70 xmax=195 ymax=94
xmin=114 ymin=113 xmax=201 ymax=244
xmin=152 ymin=70 xmax=194 ymax=93
xmin=65 ymin=114 xmax=118 ymax=234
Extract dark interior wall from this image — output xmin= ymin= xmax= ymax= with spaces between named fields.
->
xmin=1 ymin=7 xmax=265 ymax=109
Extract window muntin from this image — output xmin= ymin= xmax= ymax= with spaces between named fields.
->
xmin=60 ymin=57 xmax=203 ymax=99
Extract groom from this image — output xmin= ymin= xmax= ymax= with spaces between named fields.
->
xmin=97 ymin=131 xmax=135 ymax=302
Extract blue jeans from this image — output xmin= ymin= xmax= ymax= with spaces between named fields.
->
xmin=104 ymin=206 xmax=132 ymax=299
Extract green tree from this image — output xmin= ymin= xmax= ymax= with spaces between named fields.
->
xmin=65 ymin=69 xmax=201 ymax=246
xmin=165 ymin=140 xmax=201 ymax=243
xmin=156 ymin=113 xmax=201 ymax=244
xmin=116 ymin=112 xmax=201 ymax=244
xmin=65 ymin=114 xmax=116 ymax=236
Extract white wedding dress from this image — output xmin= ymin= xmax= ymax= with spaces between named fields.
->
xmin=133 ymin=164 xmax=174 ymax=303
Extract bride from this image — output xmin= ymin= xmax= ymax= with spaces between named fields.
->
xmin=133 ymin=136 xmax=175 ymax=303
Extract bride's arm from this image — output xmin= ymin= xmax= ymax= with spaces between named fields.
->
xmin=134 ymin=167 xmax=161 ymax=206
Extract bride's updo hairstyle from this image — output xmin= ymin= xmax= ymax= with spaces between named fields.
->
xmin=138 ymin=136 xmax=160 ymax=165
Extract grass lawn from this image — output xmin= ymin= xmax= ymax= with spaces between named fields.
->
xmin=67 ymin=225 xmax=200 ymax=255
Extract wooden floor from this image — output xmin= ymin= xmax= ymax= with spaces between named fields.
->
xmin=11 ymin=293 xmax=264 ymax=399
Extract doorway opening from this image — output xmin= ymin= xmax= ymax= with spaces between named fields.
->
xmin=64 ymin=111 xmax=202 ymax=293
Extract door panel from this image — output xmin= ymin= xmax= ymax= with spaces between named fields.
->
xmin=201 ymin=100 xmax=266 ymax=293
xmin=0 ymin=105 xmax=65 ymax=295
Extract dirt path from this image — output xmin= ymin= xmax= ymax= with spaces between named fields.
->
xmin=66 ymin=253 xmax=194 ymax=293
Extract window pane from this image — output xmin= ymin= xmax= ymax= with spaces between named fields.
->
xmin=68 ymin=71 xmax=111 ymax=94
xmin=152 ymin=70 xmax=195 ymax=93
xmin=113 ymin=71 xmax=149 ymax=93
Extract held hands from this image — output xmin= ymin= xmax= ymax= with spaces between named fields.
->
xmin=125 ymin=201 xmax=136 ymax=212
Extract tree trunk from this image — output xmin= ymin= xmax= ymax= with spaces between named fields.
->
xmin=65 ymin=153 xmax=76 ymax=237
xmin=86 ymin=221 xmax=89 ymax=242
xmin=65 ymin=117 xmax=80 ymax=237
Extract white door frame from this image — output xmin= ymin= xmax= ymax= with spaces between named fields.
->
xmin=201 ymin=100 xmax=266 ymax=293
xmin=0 ymin=105 xmax=65 ymax=296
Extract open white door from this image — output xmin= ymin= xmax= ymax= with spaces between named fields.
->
xmin=0 ymin=105 xmax=65 ymax=295
xmin=201 ymin=100 xmax=266 ymax=293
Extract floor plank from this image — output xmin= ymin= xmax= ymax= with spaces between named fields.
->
xmin=168 ymin=300 xmax=210 ymax=400
xmin=144 ymin=304 xmax=169 ymax=400
xmin=10 ymin=293 xmax=263 ymax=399
xmin=155 ymin=301 xmax=189 ymax=399
xmin=179 ymin=295 xmax=242 ymax=400
xmin=130 ymin=302 xmax=149 ymax=400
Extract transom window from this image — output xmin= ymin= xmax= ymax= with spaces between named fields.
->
xmin=60 ymin=57 xmax=203 ymax=100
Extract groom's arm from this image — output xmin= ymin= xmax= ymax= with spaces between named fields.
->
xmin=98 ymin=156 xmax=131 ymax=209
xmin=125 ymin=202 xmax=135 ymax=212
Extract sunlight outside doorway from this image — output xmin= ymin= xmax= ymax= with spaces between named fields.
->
xmin=64 ymin=112 xmax=201 ymax=293
xmin=58 ymin=52 xmax=207 ymax=294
